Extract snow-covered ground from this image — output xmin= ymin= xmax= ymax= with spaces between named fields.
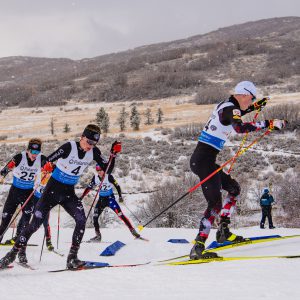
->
xmin=1 ymin=225 xmax=300 ymax=300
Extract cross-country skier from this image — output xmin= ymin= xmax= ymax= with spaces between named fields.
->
xmin=260 ymin=187 xmax=275 ymax=229
xmin=80 ymin=164 xmax=140 ymax=241
xmin=189 ymin=81 xmax=286 ymax=259
xmin=0 ymin=124 xmax=121 ymax=269
xmin=3 ymin=170 xmax=54 ymax=252
xmin=0 ymin=138 xmax=46 ymax=262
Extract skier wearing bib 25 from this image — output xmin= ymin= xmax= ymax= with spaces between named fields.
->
xmin=189 ymin=81 xmax=286 ymax=259
xmin=0 ymin=124 xmax=122 ymax=269
xmin=0 ymin=139 xmax=46 ymax=260
xmin=4 ymin=170 xmax=54 ymax=253
xmin=80 ymin=164 xmax=140 ymax=241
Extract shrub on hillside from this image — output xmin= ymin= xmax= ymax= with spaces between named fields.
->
xmin=195 ymin=86 xmax=228 ymax=105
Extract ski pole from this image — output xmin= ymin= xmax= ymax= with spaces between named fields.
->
xmin=138 ymin=129 xmax=272 ymax=231
xmin=39 ymin=234 xmax=46 ymax=262
xmin=0 ymin=172 xmax=48 ymax=241
xmin=86 ymin=154 xmax=114 ymax=220
xmin=122 ymin=201 xmax=142 ymax=224
xmin=57 ymin=205 xmax=60 ymax=249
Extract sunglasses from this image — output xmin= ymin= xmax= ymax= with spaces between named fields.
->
xmin=30 ymin=149 xmax=40 ymax=155
xmin=86 ymin=138 xmax=97 ymax=146
xmin=244 ymin=88 xmax=256 ymax=102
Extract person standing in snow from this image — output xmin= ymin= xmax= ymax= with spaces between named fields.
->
xmin=189 ymin=81 xmax=286 ymax=259
xmin=80 ymin=164 xmax=140 ymax=241
xmin=0 ymin=124 xmax=122 ymax=269
xmin=260 ymin=187 xmax=275 ymax=229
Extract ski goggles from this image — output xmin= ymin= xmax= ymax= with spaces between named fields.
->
xmin=244 ymin=88 xmax=256 ymax=102
xmin=29 ymin=149 xmax=41 ymax=155
xmin=86 ymin=138 xmax=98 ymax=146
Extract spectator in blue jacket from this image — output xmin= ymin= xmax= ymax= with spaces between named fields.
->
xmin=260 ymin=188 xmax=275 ymax=229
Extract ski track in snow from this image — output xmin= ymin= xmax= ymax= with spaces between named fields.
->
xmin=1 ymin=227 xmax=300 ymax=300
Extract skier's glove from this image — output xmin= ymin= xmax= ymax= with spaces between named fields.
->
xmin=42 ymin=162 xmax=54 ymax=173
xmin=111 ymin=141 xmax=122 ymax=155
xmin=266 ymin=119 xmax=287 ymax=130
xmin=253 ymin=97 xmax=269 ymax=111
xmin=119 ymin=196 xmax=124 ymax=203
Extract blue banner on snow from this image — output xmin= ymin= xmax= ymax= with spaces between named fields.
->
xmin=167 ymin=239 xmax=189 ymax=244
xmin=100 ymin=241 xmax=126 ymax=256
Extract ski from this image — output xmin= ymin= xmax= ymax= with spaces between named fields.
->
xmin=158 ymin=234 xmax=300 ymax=263
xmin=48 ymin=249 xmax=65 ymax=257
xmin=205 ymin=234 xmax=300 ymax=252
xmin=49 ymin=261 xmax=150 ymax=273
xmin=0 ymin=243 xmax=38 ymax=247
xmin=164 ymin=254 xmax=300 ymax=266
xmin=16 ymin=262 xmax=36 ymax=270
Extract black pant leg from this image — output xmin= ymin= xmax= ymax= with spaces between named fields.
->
xmin=14 ymin=192 xmax=56 ymax=248
xmin=61 ymin=196 xmax=86 ymax=248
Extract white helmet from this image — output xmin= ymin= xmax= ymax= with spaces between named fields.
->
xmin=234 ymin=81 xmax=257 ymax=97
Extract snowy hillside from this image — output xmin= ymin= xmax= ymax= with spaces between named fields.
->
xmin=1 ymin=225 xmax=300 ymax=300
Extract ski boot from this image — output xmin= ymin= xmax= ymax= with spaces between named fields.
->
xmin=46 ymin=238 xmax=54 ymax=251
xmin=260 ymin=223 xmax=265 ymax=229
xmin=130 ymin=228 xmax=141 ymax=238
xmin=66 ymin=248 xmax=85 ymax=269
xmin=269 ymin=225 xmax=276 ymax=229
xmin=190 ymin=236 xmax=219 ymax=260
xmin=89 ymin=232 xmax=102 ymax=242
xmin=0 ymin=247 xmax=18 ymax=269
xmin=18 ymin=247 xmax=28 ymax=264
xmin=216 ymin=217 xmax=244 ymax=244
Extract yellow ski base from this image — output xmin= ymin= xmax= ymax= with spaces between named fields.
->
xmin=167 ymin=255 xmax=300 ymax=266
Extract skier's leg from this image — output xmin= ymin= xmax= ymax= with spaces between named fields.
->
xmin=0 ymin=195 xmax=54 ymax=268
xmin=0 ymin=187 xmax=24 ymax=242
xmin=108 ymin=196 xmax=140 ymax=238
xmin=61 ymin=196 xmax=86 ymax=269
xmin=16 ymin=196 xmax=35 ymax=236
xmin=190 ymin=157 xmax=221 ymax=259
xmin=216 ymin=170 xmax=244 ymax=243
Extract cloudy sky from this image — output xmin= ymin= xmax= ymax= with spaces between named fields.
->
xmin=1 ymin=0 xmax=299 ymax=60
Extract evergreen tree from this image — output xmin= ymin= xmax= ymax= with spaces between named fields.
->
xmin=117 ymin=107 xmax=128 ymax=131
xmin=144 ymin=108 xmax=154 ymax=125
xmin=63 ymin=123 xmax=71 ymax=133
xmin=96 ymin=107 xmax=110 ymax=133
xmin=130 ymin=105 xmax=141 ymax=131
xmin=156 ymin=107 xmax=164 ymax=124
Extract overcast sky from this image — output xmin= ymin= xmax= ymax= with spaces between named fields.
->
xmin=0 ymin=0 xmax=299 ymax=60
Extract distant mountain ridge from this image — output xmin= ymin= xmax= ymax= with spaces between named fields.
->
xmin=0 ymin=16 xmax=299 ymax=107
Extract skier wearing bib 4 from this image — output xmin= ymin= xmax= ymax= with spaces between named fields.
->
xmin=189 ymin=81 xmax=286 ymax=259
xmin=0 ymin=139 xmax=46 ymax=263
xmin=80 ymin=164 xmax=140 ymax=241
xmin=0 ymin=125 xmax=121 ymax=270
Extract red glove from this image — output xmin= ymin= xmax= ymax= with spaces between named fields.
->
xmin=111 ymin=141 xmax=122 ymax=154
xmin=7 ymin=160 xmax=16 ymax=169
xmin=42 ymin=162 xmax=54 ymax=173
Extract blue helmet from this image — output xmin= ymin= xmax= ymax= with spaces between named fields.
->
xmin=263 ymin=188 xmax=269 ymax=194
